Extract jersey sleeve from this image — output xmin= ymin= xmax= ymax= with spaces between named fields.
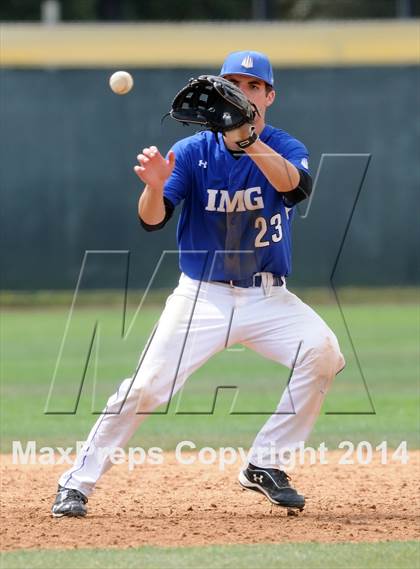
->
xmin=281 ymin=138 xmax=310 ymax=175
xmin=269 ymin=133 xmax=312 ymax=207
xmin=163 ymin=141 xmax=192 ymax=207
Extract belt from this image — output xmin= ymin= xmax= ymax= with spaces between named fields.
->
xmin=214 ymin=275 xmax=284 ymax=288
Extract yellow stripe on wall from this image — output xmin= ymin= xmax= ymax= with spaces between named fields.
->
xmin=1 ymin=21 xmax=419 ymax=67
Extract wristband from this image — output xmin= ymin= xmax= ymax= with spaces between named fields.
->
xmin=236 ymin=128 xmax=259 ymax=149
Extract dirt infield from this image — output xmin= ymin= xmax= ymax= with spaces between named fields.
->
xmin=1 ymin=451 xmax=419 ymax=551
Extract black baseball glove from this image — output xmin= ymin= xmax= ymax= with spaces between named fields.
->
xmin=170 ymin=75 xmax=259 ymax=147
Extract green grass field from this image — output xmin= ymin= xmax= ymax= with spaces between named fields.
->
xmin=1 ymin=541 xmax=419 ymax=569
xmin=1 ymin=297 xmax=419 ymax=451
xmin=1 ymin=291 xmax=419 ymax=568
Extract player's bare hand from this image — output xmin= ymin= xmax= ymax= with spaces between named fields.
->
xmin=134 ymin=146 xmax=175 ymax=188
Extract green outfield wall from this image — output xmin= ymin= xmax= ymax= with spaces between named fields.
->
xmin=0 ymin=65 xmax=419 ymax=289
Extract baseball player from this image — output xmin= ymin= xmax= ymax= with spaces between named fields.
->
xmin=52 ymin=51 xmax=345 ymax=517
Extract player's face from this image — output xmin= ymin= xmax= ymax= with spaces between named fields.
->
xmin=223 ymin=74 xmax=275 ymax=121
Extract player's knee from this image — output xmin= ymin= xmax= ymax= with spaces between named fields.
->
xmin=306 ymin=331 xmax=344 ymax=377
xmin=104 ymin=377 xmax=134 ymax=412
xmin=105 ymin=373 xmax=168 ymax=415
xmin=131 ymin=376 xmax=169 ymax=413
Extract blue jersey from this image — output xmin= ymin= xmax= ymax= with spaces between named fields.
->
xmin=163 ymin=125 xmax=309 ymax=281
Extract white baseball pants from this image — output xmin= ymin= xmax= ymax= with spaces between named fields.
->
xmin=60 ymin=273 xmax=345 ymax=496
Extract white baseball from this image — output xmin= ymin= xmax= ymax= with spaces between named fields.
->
xmin=109 ymin=71 xmax=134 ymax=95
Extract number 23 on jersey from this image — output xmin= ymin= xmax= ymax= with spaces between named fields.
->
xmin=255 ymin=212 xmax=286 ymax=248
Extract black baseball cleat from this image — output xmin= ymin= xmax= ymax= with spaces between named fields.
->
xmin=51 ymin=485 xmax=88 ymax=518
xmin=239 ymin=463 xmax=305 ymax=510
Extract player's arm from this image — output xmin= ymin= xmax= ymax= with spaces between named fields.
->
xmin=225 ymin=125 xmax=300 ymax=193
xmin=244 ymin=138 xmax=312 ymax=205
xmin=134 ymin=146 xmax=176 ymax=228
xmin=243 ymin=138 xmax=300 ymax=193
xmin=224 ymin=124 xmax=312 ymax=204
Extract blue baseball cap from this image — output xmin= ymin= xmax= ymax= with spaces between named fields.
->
xmin=220 ymin=50 xmax=274 ymax=86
